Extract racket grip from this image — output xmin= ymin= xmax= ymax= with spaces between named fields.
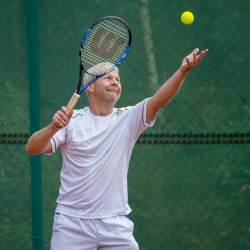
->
xmin=66 ymin=93 xmax=80 ymax=117
xmin=55 ymin=93 xmax=80 ymax=128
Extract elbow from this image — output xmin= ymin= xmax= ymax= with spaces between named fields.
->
xmin=153 ymin=99 xmax=170 ymax=112
xmin=151 ymin=95 xmax=172 ymax=111
xmin=26 ymin=145 xmax=33 ymax=155
xmin=26 ymin=144 xmax=37 ymax=156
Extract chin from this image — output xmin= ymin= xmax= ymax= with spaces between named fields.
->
xmin=108 ymin=93 xmax=120 ymax=103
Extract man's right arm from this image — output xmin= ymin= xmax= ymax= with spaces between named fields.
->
xmin=26 ymin=125 xmax=56 ymax=155
xmin=26 ymin=106 xmax=73 ymax=155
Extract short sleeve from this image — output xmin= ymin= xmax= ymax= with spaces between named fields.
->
xmin=142 ymin=98 xmax=157 ymax=127
xmin=128 ymin=98 xmax=157 ymax=139
xmin=44 ymin=128 xmax=66 ymax=155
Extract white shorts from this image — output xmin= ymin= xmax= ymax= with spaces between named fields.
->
xmin=50 ymin=213 xmax=139 ymax=250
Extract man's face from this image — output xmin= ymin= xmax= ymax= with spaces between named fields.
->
xmin=92 ymin=69 xmax=121 ymax=104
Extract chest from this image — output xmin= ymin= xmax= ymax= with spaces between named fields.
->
xmin=66 ymin=112 xmax=131 ymax=152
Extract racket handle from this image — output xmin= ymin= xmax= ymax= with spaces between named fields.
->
xmin=55 ymin=93 xmax=80 ymax=128
xmin=66 ymin=93 xmax=80 ymax=117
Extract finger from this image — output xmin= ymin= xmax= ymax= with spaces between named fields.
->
xmin=200 ymin=49 xmax=208 ymax=57
xmin=196 ymin=51 xmax=204 ymax=63
xmin=55 ymin=123 xmax=61 ymax=129
xmin=192 ymin=48 xmax=199 ymax=55
xmin=193 ymin=51 xmax=197 ymax=64
xmin=53 ymin=115 xmax=66 ymax=129
xmin=203 ymin=49 xmax=209 ymax=58
xmin=56 ymin=110 xmax=73 ymax=128
xmin=197 ymin=49 xmax=208 ymax=63
xmin=68 ymin=110 xmax=74 ymax=120
xmin=55 ymin=116 xmax=67 ymax=128
xmin=61 ymin=106 xmax=68 ymax=117
xmin=57 ymin=110 xmax=68 ymax=122
xmin=186 ymin=57 xmax=191 ymax=65
xmin=54 ymin=110 xmax=68 ymax=126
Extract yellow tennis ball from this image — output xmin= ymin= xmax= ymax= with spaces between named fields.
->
xmin=181 ymin=11 xmax=194 ymax=25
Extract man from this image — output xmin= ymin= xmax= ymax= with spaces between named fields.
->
xmin=26 ymin=48 xmax=208 ymax=249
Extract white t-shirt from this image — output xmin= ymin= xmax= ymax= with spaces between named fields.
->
xmin=46 ymin=98 xmax=156 ymax=219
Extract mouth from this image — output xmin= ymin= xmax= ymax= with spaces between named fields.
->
xmin=107 ymin=89 xmax=118 ymax=94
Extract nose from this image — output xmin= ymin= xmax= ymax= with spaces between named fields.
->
xmin=111 ymin=79 xmax=119 ymax=86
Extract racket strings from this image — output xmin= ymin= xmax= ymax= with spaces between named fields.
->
xmin=81 ymin=18 xmax=130 ymax=74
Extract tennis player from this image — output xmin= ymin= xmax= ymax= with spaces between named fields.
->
xmin=26 ymin=48 xmax=208 ymax=249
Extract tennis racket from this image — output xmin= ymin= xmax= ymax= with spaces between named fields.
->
xmin=56 ymin=16 xmax=132 ymax=128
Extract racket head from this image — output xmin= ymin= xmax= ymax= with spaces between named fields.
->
xmin=80 ymin=16 xmax=132 ymax=77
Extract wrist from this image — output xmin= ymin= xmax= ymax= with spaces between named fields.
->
xmin=50 ymin=123 xmax=60 ymax=132
xmin=179 ymin=67 xmax=189 ymax=77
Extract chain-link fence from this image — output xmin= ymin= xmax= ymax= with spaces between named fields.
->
xmin=1 ymin=0 xmax=249 ymax=249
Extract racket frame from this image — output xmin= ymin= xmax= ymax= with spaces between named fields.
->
xmin=78 ymin=16 xmax=132 ymax=94
xmin=56 ymin=16 xmax=131 ymax=128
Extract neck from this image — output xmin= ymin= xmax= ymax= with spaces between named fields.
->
xmin=88 ymin=102 xmax=114 ymax=116
xmin=88 ymin=91 xmax=119 ymax=116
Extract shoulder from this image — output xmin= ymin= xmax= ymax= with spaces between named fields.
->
xmin=66 ymin=107 xmax=88 ymax=130
xmin=113 ymin=107 xmax=130 ymax=116
xmin=115 ymin=99 xmax=148 ymax=114
xmin=72 ymin=107 xmax=89 ymax=118
xmin=71 ymin=107 xmax=88 ymax=119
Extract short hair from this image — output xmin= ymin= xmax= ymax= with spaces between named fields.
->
xmin=83 ymin=62 xmax=119 ymax=85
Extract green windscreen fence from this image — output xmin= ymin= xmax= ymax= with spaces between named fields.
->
xmin=0 ymin=0 xmax=249 ymax=249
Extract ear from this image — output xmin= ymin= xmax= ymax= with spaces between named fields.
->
xmin=86 ymin=84 xmax=94 ymax=93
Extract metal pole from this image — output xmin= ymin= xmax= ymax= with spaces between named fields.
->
xmin=26 ymin=0 xmax=43 ymax=249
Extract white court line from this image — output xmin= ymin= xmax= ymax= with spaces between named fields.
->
xmin=139 ymin=0 xmax=165 ymax=126
xmin=139 ymin=0 xmax=159 ymax=91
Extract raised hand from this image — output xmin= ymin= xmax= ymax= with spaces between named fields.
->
xmin=181 ymin=48 xmax=208 ymax=75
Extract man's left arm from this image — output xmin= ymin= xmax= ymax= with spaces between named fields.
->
xmin=146 ymin=48 xmax=208 ymax=124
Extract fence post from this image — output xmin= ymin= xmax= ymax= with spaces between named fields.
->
xmin=26 ymin=0 xmax=43 ymax=249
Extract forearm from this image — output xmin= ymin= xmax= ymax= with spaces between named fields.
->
xmin=26 ymin=124 xmax=57 ymax=155
xmin=146 ymin=48 xmax=208 ymax=124
xmin=151 ymin=68 xmax=187 ymax=110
